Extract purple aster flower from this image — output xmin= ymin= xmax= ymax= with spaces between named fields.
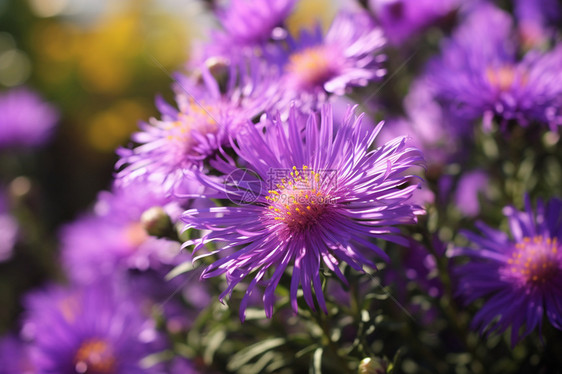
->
xmin=0 ymin=189 xmax=18 ymax=262
xmin=377 ymin=78 xmax=467 ymax=168
xmin=216 ymin=0 xmax=296 ymax=46
xmin=61 ymin=179 xmax=188 ymax=284
xmin=182 ymin=104 xmax=425 ymax=320
xmin=453 ymin=169 xmax=490 ymax=217
xmin=189 ymin=0 xmax=296 ymax=66
xmin=22 ymin=280 xmax=163 ymax=374
xmin=426 ymin=3 xmax=562 ymax=130
xmin=0 ymin=87 xmax=59 ymax=149
xmin=450 ymin=196 xmax=562 ymax=346
xmin=514 ymin=0 xmax=561 ymax=49
xmin=0 ymin=335 xmax=35 ymax=374
xmin=368 ymin=0 xmax=460 ymax=45
xmin=116 ymin=58 xmax=277 ymax=194
xmin=269 ymin=11 xmax=385 ymax=107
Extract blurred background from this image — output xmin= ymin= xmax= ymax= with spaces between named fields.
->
xmin=0 ymin=0 xmax=219 ymax=334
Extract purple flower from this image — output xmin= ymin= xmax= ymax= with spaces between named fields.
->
xmin=0 ymin=87 xmax=59 ymax=149
xmin=514 ymin=0 xmax=561 ymax=49
xmin=269 ymin=11 xmax=385 ymax=105
xmin=61 ymin=179 xmax=187 ymax=284
xmin=216 ymin=0 xmax=296 ymax=46
xmin=426 ymin=3 xmax=562 ymax=130
xmin=116 ymin=59 xmax=276 ymax=194
xmin=378 ymin=78 xmax=467 ymax=168
xmin=368 ymin=0 xmax=460 ymax=45
xmin=0 ymin=335 xmax=35 ymax=374
xmin=0 ymin=190 xmax=18 ymax=262
xmin=22 ymin=281 xmax=163 ymax=374
xmin=451 ymin=196 xmax=562 ymax=346
xmin=453 ymin=170 xmax=490 ymax=217
xmin=182 ymin=104 xmax=424 ymax=320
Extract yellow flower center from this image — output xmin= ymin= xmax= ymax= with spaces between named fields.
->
xmin=485 ymin=66 xmax=527 ymax=91
xmin=74 ymin=339 xmax=116 ymax=373
xmin=265 ymin=165 xmax=335 ymax=232
xmin=164 ymin=99 xmax=219 ymax=153
xmin=286 ymin=46 xmax=337 ymax=89
xmin=506 ymin=236 xmax=559 ymax=286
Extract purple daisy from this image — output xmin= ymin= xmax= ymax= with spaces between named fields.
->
xmin=216 ymin=0 xmax=296 ymax=46
xmin=377 ymin=78 xmax=467 ymax=168
xmin=182 ymin=104 xmax=425 ymax=320
xmin=116 ymin=58 xmax=276 ymax=194
xmin=514 ymin=0 xmax=561 ymax=49
xmin=22 ymin=280 xmax=163 ymax=374
xmin=453 ymin=169 xmax=490 ymax=217
xmin=451 ymin=196 xmax=562 ymax=346
xmin=368 ymin=0 xmax=460 ymax=45
xmin=61 ymin=179 xmax=188 ymax=284
xmin=0 ymin=87 xmax=59 ymax=149
xmin=426 ymin=3 xmax=562 ymax=130
xmin=269 ymin=10 xmax=386 ymax=106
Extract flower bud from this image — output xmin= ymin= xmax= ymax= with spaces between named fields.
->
xmin=140 ymin=206 xmax=174 ymax=239
xmin=358 ymin=357 xmax=388 ymax=374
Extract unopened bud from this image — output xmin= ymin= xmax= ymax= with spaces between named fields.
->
xmin=9 ymin=176 xmax=32 ymax=200
xmin=205 ymin=56 xmax=230 ymax=92
xmin=358 ymin=357 xmax=388 ymax=374
xmin=140 ymin=206 xmax=174 ymax=239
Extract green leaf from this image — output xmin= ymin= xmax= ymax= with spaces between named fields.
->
xmin=165 ymin=261 xmax=194 ymax=281
xmin=203 ymin=327 xmax=227 ymax=365
xmin=309 ymin=347 xmax=323 ymax=374
xmin=227 ymin=337 xmax=286 ymax=371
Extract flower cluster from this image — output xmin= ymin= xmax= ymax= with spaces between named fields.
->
xmin=1 ymin=0 xmax=562 ymax=373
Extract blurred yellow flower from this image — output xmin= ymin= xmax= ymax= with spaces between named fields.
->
xmin=287 ymin=0 xmax=338 ymax=34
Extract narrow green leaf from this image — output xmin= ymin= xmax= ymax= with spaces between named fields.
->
xmin=165 ymin=261 xmax=193 ymax=281
xmin=227 ymin=337 xmax=286 ymax=371
xmin=309 ymin=347 xmax=323 ymax=374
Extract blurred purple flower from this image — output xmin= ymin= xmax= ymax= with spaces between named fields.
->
xmin=427 ymin=3 xmax=562 ymax=130
xmin=453 ymin=170 xmax=490 ymax=217
xmin=0 ymin=335 xmax=35 ymax=374
xmin=22 ymin=281 xmax=163 ymax=374
xmin=116 ymin=59 xmax=277 ymax=194
xmin=0 ymin=190 xmax=18 ymax=262
xmin=216 ymin=0 xmax=296 ymax=46
xmin=378 ymin=78 xmax=467 ymax=168
xmin=368 ymin=0 xmax=460 ymax=45
xmin=61 ymin=179 xmax=188 ymax=284
xmin=514 ymin=0 xmax=561 ymax=49
xmin=269 ymin=11 xmax=385 ymax=107
xmin=182 ymin=104 xmax=424 ymax=320
xmin=451 ymin=196 xmax=562 ymax=346
xmin=0 ymin=87 xmax=59 ymax=149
